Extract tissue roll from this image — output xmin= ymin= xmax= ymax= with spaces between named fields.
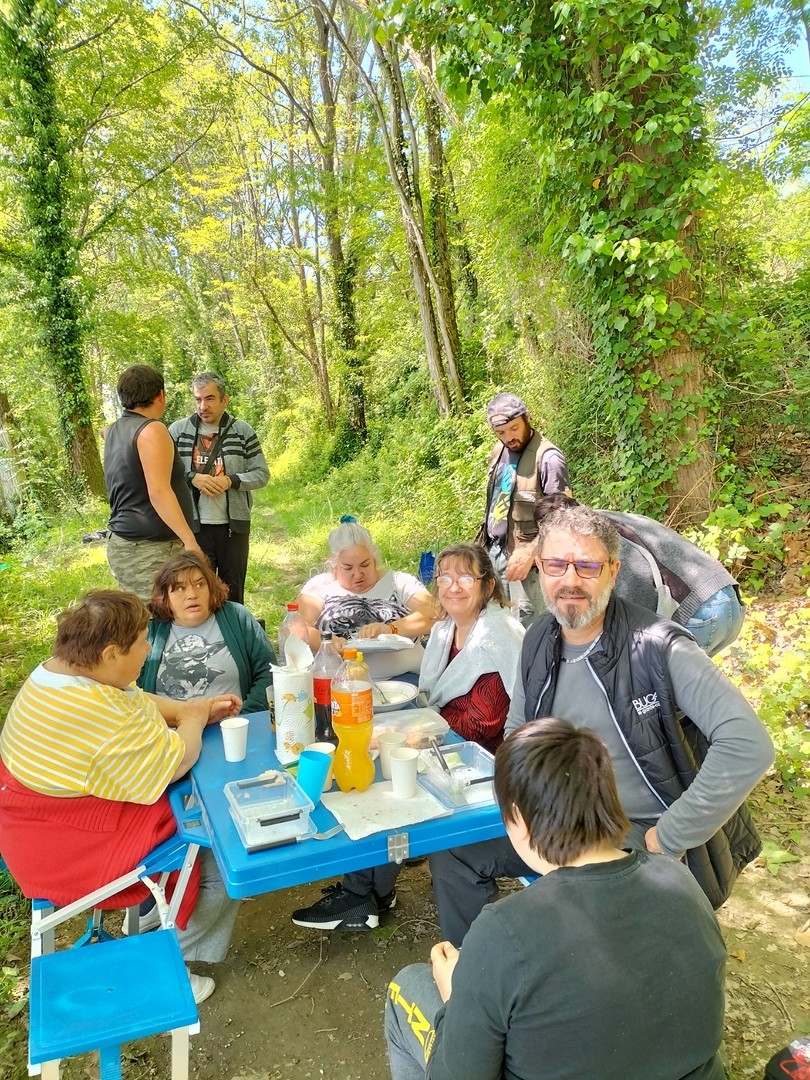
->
xmin=272 ymin=668 xmax=315 ymax=764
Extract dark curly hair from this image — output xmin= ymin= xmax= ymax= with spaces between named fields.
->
xmin=149 ymin=552 xmax=228 ymax=621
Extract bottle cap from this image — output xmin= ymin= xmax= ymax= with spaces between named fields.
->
xmin=286 ymin=602 xmax=299 ymax=611
xmin=321 ymin=630 xmax=332 ymax=640
xmin=343 ymin=647 xmax=358 ymax=659
xmin=356 ymin=651 xmax=364 ymax=663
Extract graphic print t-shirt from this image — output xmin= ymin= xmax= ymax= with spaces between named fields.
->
xmin=155 ymin=616 xmax=241 ymax=700
xmin=302 ymin=570 xmax=421 ymax=639
xmin=192 ymin=422 xmax=228 ymax=524
xmin=487 ymin=449 xmax=520 ymax=545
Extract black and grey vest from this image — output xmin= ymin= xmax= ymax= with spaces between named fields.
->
xmin=521 ymin=596 xmax=761 ymax=908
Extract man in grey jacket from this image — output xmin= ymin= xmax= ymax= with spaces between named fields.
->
xmin=428 ymin=505 xmax=774 ymax=946
xmin=535 ymin=494 xmax=745 ymax=655
xmin=170 ymin=373 xmax=269 ymax=604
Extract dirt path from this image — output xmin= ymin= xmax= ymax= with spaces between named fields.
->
xmin=59 ymin=846 xmax=807 ymax=1080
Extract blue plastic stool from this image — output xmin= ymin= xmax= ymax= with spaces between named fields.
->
xmin=29 ymin=930 xmax=199 ymax=1080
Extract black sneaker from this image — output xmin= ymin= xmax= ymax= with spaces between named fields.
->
xmin=292 ymin=883 xmax=392 ymax=931
xmin=375 ymin=888 xmax=397 ymax=914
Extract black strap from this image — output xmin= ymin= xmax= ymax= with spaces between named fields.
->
xmin=193 ymin=417 xmax=234 ymax=476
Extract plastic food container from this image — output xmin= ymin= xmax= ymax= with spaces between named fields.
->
xmin=371 ymin=708 xmax=450 ymax=750
xmin=417 ymin=742 xmax=496 ymax=808
xmin=224 ymin=771 xmax=314 ymax=852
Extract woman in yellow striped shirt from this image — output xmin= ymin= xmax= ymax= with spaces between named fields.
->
xmin=0 ymin=590 xmax=240 ymax=1005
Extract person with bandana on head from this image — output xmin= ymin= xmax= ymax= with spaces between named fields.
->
xmin=478 ymin=393 xmax=571 ymax=628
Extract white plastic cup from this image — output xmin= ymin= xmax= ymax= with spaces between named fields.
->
xmin=220 ymin=716 xmax=249 ymax=762
xmin=305 ymin=741 xmax=336 ymax=789
xmin=377 ymin=731 xmax=406 ymax=780
xmin=389 ymin=747 xmax=419 ymax=798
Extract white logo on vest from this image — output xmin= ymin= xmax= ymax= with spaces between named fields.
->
xmin=632 ymin=692 xmax=660 ymax=716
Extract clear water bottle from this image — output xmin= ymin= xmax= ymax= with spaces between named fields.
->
xmin=312 ymin=631 xmax=340 ymax=743
xmin=278 ymin=602 xmax=308 ymax=660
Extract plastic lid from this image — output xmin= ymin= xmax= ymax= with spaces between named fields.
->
xmin=286 ymin=602 xmax=299 ymax=611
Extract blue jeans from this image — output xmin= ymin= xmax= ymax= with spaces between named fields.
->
xmin=685 ymin=586 xmax=744 ymax=657
xmin=488 ymin=544 xmax=545 ymax=629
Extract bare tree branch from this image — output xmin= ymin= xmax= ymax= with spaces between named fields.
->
xmin=181 ymin=0 xmax=326 ymax=151
xmin=58 ymin=15 xmax=125 ymax=55
xmin=77 ymin=112 xmax=220 ymax=246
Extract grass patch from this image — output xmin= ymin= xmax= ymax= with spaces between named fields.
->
xmin=0 ymin=872 xmax=29 ymax=1079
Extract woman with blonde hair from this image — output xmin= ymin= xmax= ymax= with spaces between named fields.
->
xmin=290 ymin=545 xmax=524 ymax=935
xmin=296 ymin=517 xmax=435 ymax=675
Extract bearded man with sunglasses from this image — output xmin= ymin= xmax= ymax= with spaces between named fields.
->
xmin=428 ymin=505 xmax=773 ymax=947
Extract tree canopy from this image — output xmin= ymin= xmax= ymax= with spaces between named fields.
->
xmin=0 ymin=0 xmax=808 ymax=530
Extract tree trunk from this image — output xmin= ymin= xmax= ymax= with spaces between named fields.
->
xmin=313 ymin=5 xmax=365 ymax=441
xmin=405 ymin=225 xmax=452 ymax=415
xmin=648 ymin=258 xmax=714 ymax=524
xmin=0 ymin=390 xmax=23 ymax=517
xmin=287 ymin=143 xmax=334 ymax=427
xmin=0 ymin=0 xmax=105 ymax=498
xmin=422 ymin=50 xmax=464 ymax=391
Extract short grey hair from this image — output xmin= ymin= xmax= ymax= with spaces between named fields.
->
xmin=536 ymin=505 xmax=621 ymax=562
xmin=325 ymin=521 xmax=382 ymax=571
xmin=191 ymin=372 xmax=227 ymax=397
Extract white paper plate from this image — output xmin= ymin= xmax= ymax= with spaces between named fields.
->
xmin=372 ymin=680 xmax=419 ymax=713
xmin=349 ymin=634 xmax=415 ymax=652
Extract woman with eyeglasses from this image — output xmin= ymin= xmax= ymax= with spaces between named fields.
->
xmin=138 ymin=552 xmax=274 ymax=714
xmin=290 ymin=544 xmax=524 ymax=937
xmin=419 ymin=544 xmax=525 ymax=753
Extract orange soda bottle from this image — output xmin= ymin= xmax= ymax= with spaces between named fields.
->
xmin=331 ymin=648 xmax=375 ymax=793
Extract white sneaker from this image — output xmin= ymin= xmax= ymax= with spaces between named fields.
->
xmin=187 ymin=971 xmax=215 ymax=1005
xmin=121 ymin=905 xmax=163 ymax=936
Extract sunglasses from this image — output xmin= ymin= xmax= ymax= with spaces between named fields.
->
xmin=537 ymin=559 xmax=609 ymax=579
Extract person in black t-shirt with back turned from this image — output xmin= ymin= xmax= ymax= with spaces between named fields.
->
xmin=384 ymin=718 xmax=728 ymax=1080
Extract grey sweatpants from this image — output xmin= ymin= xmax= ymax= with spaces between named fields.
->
xmin=177 ymin=847 xmax=240 ymax=964
xmin=384 ymin=963 xmax=443 ymax=1080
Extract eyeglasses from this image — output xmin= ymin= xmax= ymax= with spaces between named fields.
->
xmin=436 ymin=574 xmax=482 ymax=589
xmin=538 ymin=559 xmax=610 ymax=579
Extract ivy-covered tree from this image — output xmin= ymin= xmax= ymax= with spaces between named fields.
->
xmin=0 ymin=0 xmax=105 ymax=496
xmin=396 ymin=0 xmax=729 ymax=521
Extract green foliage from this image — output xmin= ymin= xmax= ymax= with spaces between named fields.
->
xmin=390 ymin=0 xmax=732 ymax=514
xmin=723 ymin=604 xmax=810 ymax=797
xmin=0 ymin=503 xmax=110 ymax=715
xmin=0 ymin=871 xmax=28 ymax=1076
xmin=696 ymin=501 xmax=806 ymax=591
xmin=758 ymin=839 xmax=801 ymax=876
xmin=0 ymin=0 xmax=105 ymax=495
